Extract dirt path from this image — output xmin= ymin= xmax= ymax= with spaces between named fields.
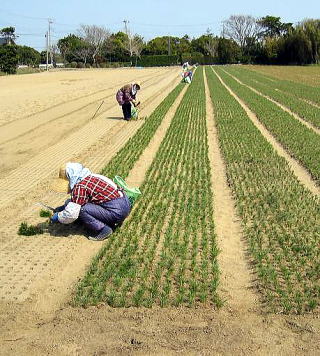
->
xmin=0 ymin=68 xmax=319 ymax=356
xmin=203 ymin=69 xmax=258 ymax=312
xmin=222 ymin=69 xmax=320 ymax=136
xmin=213 ymin=68 xmax=320 ymax=197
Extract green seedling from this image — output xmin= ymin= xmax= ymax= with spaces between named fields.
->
xmin=39 ymin=209 xmax=52 ymax=218
xmin=18 ymin=222 xmax=44 ymax=236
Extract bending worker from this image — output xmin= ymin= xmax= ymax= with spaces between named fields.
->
xmin=50 ymin=162 xmax=131 ymax=241
xmin=116 ymin=81 xmax=141 ymax=121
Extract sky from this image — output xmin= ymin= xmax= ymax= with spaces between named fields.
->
xmin=1 ymin=0 xmax=319 ymax=51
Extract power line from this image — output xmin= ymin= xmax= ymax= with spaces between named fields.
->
xmin=131 ymin=21 xmax=219 ymax=28
xmin=16 ymin=33 xmax=45 ymax=37
xmin=1 ymin=9 xmax=48 ymax=21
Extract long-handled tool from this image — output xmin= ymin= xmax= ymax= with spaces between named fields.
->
xmin=91 ymin=100 xmax=104 ymax=120
xmin=36 ymin=202 xmax=55 ymax=212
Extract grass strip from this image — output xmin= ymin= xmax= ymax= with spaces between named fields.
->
xmin=245 ymin=67 xmax=320 ymax=105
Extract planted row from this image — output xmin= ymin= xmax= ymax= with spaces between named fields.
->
xmin=206 ymin=66 xmax=320 ymax=313
xmin=240 ymin=67 xmax=320 ymax=106
xmin=223 ymin=66 xmax=320 ymax=130
xmin=74 ymin=69 xmax=220 ymax=308
xmin=214 ymin=66 xmax=320 ymax=185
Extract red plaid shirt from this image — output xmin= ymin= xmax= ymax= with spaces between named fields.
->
xmin=71 ymin=175 xmax=121 ymax=206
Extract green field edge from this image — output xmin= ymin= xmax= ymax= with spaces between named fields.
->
xmin=243 ymin=66 xmax=320 ymax=103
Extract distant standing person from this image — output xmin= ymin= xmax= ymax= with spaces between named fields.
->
xmin=182 ymin=61 xmax=189 ymax=71
xmin=116 ymin=82 xmax=141 ymax=121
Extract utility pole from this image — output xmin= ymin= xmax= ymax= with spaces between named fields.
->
xmin=123 ymin=19 xmax=132 ymax=64
xmin=48 ymin=18 xmax=53 ymax=66
xmin=45 ymin=31 xmax=49 ymax=71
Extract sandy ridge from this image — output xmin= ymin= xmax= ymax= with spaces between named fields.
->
xmin=203 ymin=69 xmax=258 ymax=312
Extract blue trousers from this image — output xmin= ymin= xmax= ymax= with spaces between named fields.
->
xmin=78 ymin=195 xmax=131 ymax=233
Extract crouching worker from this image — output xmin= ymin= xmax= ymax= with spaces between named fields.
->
xmin=116 ymin=81 xmax=141 ymax=121
xmin=50 ymin=162 xmax=131 ymax=241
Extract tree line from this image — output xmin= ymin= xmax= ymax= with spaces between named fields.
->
xmin=0 ymin=15 xmax=319 ymax=74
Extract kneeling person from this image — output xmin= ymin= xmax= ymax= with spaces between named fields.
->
xmin=50 ymin=162 xmax=131 ymax=241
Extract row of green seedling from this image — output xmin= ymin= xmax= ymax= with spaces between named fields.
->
xmin=223 ymin=66 xmax=320 ymax=130
xmin=74 ymin=68 xmax=221 ymax=308
xmin=73 ymin=81 xmax=184 ymax=305
xmin=206 ymin=66 xmax=320 ymax=313
xmin=242 ymin=67 xmax=320 ymax=106
xmin=213 ymin=66 xmax=320 ymax=185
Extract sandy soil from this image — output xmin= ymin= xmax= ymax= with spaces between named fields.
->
xmin=0 ymin=67 xmax=319 ymax=355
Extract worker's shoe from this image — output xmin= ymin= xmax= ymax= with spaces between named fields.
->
xmin=87 ymin=225 xmax=112 ymax=241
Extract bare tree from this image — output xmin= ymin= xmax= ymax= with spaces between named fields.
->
xmin=78 ymin=24 xmax=110 ymax=63
xmin=131 ymin=35 xmax=144 ymax=62
xmin=50 ymin=44 xmax=59 ymax=65
xmin=205 ymin=30 xmax=219 ymax=57
xmin=222 ymin=15 xmax=260 ymax=48
xmin=74 ymin=46 xmax=91 ymax=65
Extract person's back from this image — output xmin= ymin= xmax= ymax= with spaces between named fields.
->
xmin=116 ymin=82 xmax=141 ymax=121
xmin=50 ymin=162 xmax=132 ymax=240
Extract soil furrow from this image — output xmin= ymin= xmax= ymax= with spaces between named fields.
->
xmin=204 ymin=69 xmax=257 ymax=312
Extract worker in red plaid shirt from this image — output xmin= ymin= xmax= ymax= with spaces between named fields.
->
xmin=50 ymin=162 xmax=131 ymax=241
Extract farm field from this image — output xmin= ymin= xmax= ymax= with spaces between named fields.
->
xmin=248 ymin=64 xmax=320 ymax=87
xmin=0 ymin=66 xmax=320 ymax=355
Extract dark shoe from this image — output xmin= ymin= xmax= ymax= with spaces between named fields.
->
xmin=124 ymin=118 xmax=130 ymax=121
xmin=87 ymin=225 xmax=112 ymax=241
